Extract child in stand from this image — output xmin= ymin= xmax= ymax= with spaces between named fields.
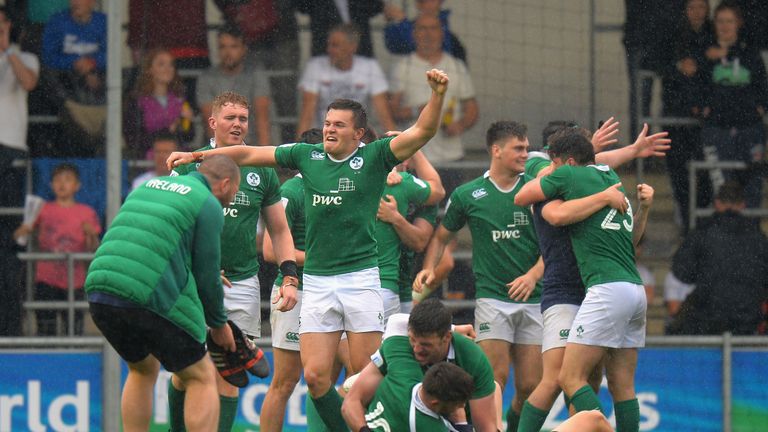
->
xmin=14 ymin=163 xmax=101 ymax=335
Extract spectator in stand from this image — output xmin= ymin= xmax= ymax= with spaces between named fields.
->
xmin=297 ymin=23 xmax=396 ymax=135
xmin=124 ymin=49 xmax=194 ymax=159
xmin=0 ymin=5 xmax=40 ymax=337
xmin=661 ymin=0 xmax=714 ymax=234
xmin=700 ymin=1 xmax=768 ymax=209
xmin=13 ymin=163 xmax=101 ymax=336
xmin=42 ymin=0 xmax=107 ymax=156
xmin=214 ymin=0 xmax=300 ymax=141
xmin=663 ymin=272 xmax=695 ymax=333
xmin=389 ymin=13 xmax=477 ymax=193
xmin=18 ymin=0 xmax=69 ymax=55
xmin=623 ymin=0 xmax=686 ymax=138
xmin=296 ymin=0 xmax=383 ymax=58
xmin=383 ymin=0 xmax=466 ymax=63
xmin=196 ymin=25 xmax=272 ymax=146
xmin=130 ymin=132 xmax=179 ymax=191
xmin=669 ymin=181 xmax=768 ymax=335
xmin=127 ymin=0 xmax=209 ymax=70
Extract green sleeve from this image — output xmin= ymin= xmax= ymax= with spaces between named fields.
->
xmin=540 ymin=165 xmax=573 ymax=199
xmin=405 ymin=173 xmax=431 ymax=205
xmin=191 ymin=195 xmax=227 ymax=328
xmin=274 ymin=143 xmax=303 ymax=170
xmin=414 ymin=204 xmax=439 ymax=226
xmin=171 ymin=163 xmax=191 ymax=176
xmin=262 ymin=168 xmax=282 ymax=207
xmin=525 ymin=156 xmax=551 ymax=178
xmin=376 ymin=136 xmax=402 ymax=170
xmin=441 ymin=189 xmax=466 ymax=232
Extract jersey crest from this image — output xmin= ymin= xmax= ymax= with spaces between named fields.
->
xmin=246 ymin=172 xmax=261 ymax=187
xmin=350 ymin=156 xmax=364 ymax=170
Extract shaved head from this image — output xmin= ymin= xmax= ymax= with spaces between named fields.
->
xmin=198 ymin=154 xmax=240 ymax=183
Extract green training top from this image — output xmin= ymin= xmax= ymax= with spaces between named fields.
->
xmin=376 ymin=172 xmax=431 ymax=292
xmin=274 ymin=137 xmax=401 ymax=276
xmin=172 ymin=143 xmax=282 ymax=281
xmin=540 ymin=164 xmax=642 ymax=288
xmin=273 ymin=174 xmax=306 ymax=290
xmin=441 ymin=172 xmax=542 ymax=303
xmin=373 ymin=334 xmax=496 ymax=400
xmin=86 ymin=172 xmax=227 ymax=342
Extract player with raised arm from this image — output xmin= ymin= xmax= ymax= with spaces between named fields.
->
xmin=515 ymin=133 xmax=649 ymax=432
xmin=167 ymin=69 xmax=450 ymax=431
xmin=343 ymin=298 xmax=496 ymax=432
xmin=167 ymin=92 xmax=298 ymax=432
xmin=414 ymin=121 xmax=544 ymax=431
xmin=517 ymin=122 xmax=662 ymax=432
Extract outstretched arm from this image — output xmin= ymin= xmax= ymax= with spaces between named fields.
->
xmin=595 ymin=123 xmax=671 ymax=168
xmin=390 ymin=69 xmax=448 ymax=161
xmin=167 ymin=145 xmax=279 ymax=169
xmin=262 ymin=202 xmax=298 ymax=312
xmin=542 ymin=183 xmax=628 ymax=226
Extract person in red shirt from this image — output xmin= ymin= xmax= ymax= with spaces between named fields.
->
xmin=14 ymin=163 xmax=101 ymax=335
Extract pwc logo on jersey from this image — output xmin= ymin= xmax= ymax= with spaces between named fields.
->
xmin=312 ymin=178 xmax=355 ymax=206
xmin=491 ymin=224 xmax=521 ymax=242
xmin=224 ymin=191 xmax=251 ymax=217
xmin=472 ymin=188 xmax=488 ymax=199
xmin=310 ymin=150 xmax=325 ymax=160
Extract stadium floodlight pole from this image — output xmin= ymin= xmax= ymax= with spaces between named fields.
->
xmin=105 ymin=0 xmax=122 ymax=226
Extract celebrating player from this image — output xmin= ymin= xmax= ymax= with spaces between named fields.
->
xmin=168 ymin=92 xmax=298 ymax=432
xmin=167 ymin=69 xmax=450 ymax=430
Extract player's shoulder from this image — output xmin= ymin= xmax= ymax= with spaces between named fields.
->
xmin=452 ymin=175 xmax=489 ymax=200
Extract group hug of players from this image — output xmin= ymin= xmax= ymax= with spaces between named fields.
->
xmin=89 ymin=69 xmax=670 ymax=431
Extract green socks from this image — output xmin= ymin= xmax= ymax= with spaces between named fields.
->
xmin=505 ymin=406 xmax=520 ymax=432
xmin=311 ymin=387 xmax=348 ymax=431
xmin=306 ymin=396 xmax=331 ymax=432
xmin=517 ymin=400 xmax=548 ymax=432
xmin=614 ymin=398 xmax=639 ymax=432
xmin=569 ymin=385 xmax=603 ymax=413
xmin=218 ymin=395 xmax=239 ymax=432
xmin=168 ymin=380 xmax=186 ymax=432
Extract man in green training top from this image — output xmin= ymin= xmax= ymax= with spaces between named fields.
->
xmin=85 ymin=155 xmax=239 ymax=432
xmin=415 ymin=121 xmax=544 ymax=431
xmin=166 ymin=69 xmax=450 ymax=431
xmin=169 ymin=91 xmax=298 ymax=432
xmin=515 ymin=133 xmax=647 ymax=432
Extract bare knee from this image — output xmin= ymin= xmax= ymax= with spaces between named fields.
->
xmin=303 ymin=368 xmax=331 ymax=396
xmin=270 ymin=369 xmax=301 ymax=397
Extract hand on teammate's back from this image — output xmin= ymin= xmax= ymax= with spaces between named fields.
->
xmin=210 ymin=322 xmax=236 ymax=352
xmin=602 ymin=183 xmax=628 ymax=213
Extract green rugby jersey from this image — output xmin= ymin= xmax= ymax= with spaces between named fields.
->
xmin=367 ymin=336 xmax=455 ymax=432
xmin=374 ymin=334 xmax=496 ymax=400
xmin=398 ymin=204 xmax=439 ymax=302
xmin=376 ymin=172 xmax=431 ymax=292
xmin=540 ymin=164 xmax=642 ymax=288
xmin=273 ymin=174 xmax=306 ymax=290
xmin=274 ymin=137 xmax=400 ymax=276
xmin=441 ymin=172 xmax=542 ymax=303
xmin=524 ymin=151 xmax=552 ymax=179
xmin=172 ymin=143 xmax=282 ymax=281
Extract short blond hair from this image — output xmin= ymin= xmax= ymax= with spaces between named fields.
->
xmin=212 ymin=92 xmax=249 ymax=116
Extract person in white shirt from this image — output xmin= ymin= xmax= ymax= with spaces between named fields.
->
xmin=297 ymin=23 xmax=396 ymax=135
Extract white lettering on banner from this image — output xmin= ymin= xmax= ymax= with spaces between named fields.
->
xmin=242 ymin=383 xmax=270 ymax=425
xmin=312 ymin=194 xmax=343 ymax=206
xmin=223 ymin=208 xmax=239 ymax=217
xmin=145 ymin=179 xmax=192 ymax=195
xmin=0 ymin=380 xmax=89 ymax=431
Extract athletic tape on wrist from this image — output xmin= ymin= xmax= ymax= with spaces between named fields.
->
xmin=280 ymin=260 xmax=298 ymax=278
